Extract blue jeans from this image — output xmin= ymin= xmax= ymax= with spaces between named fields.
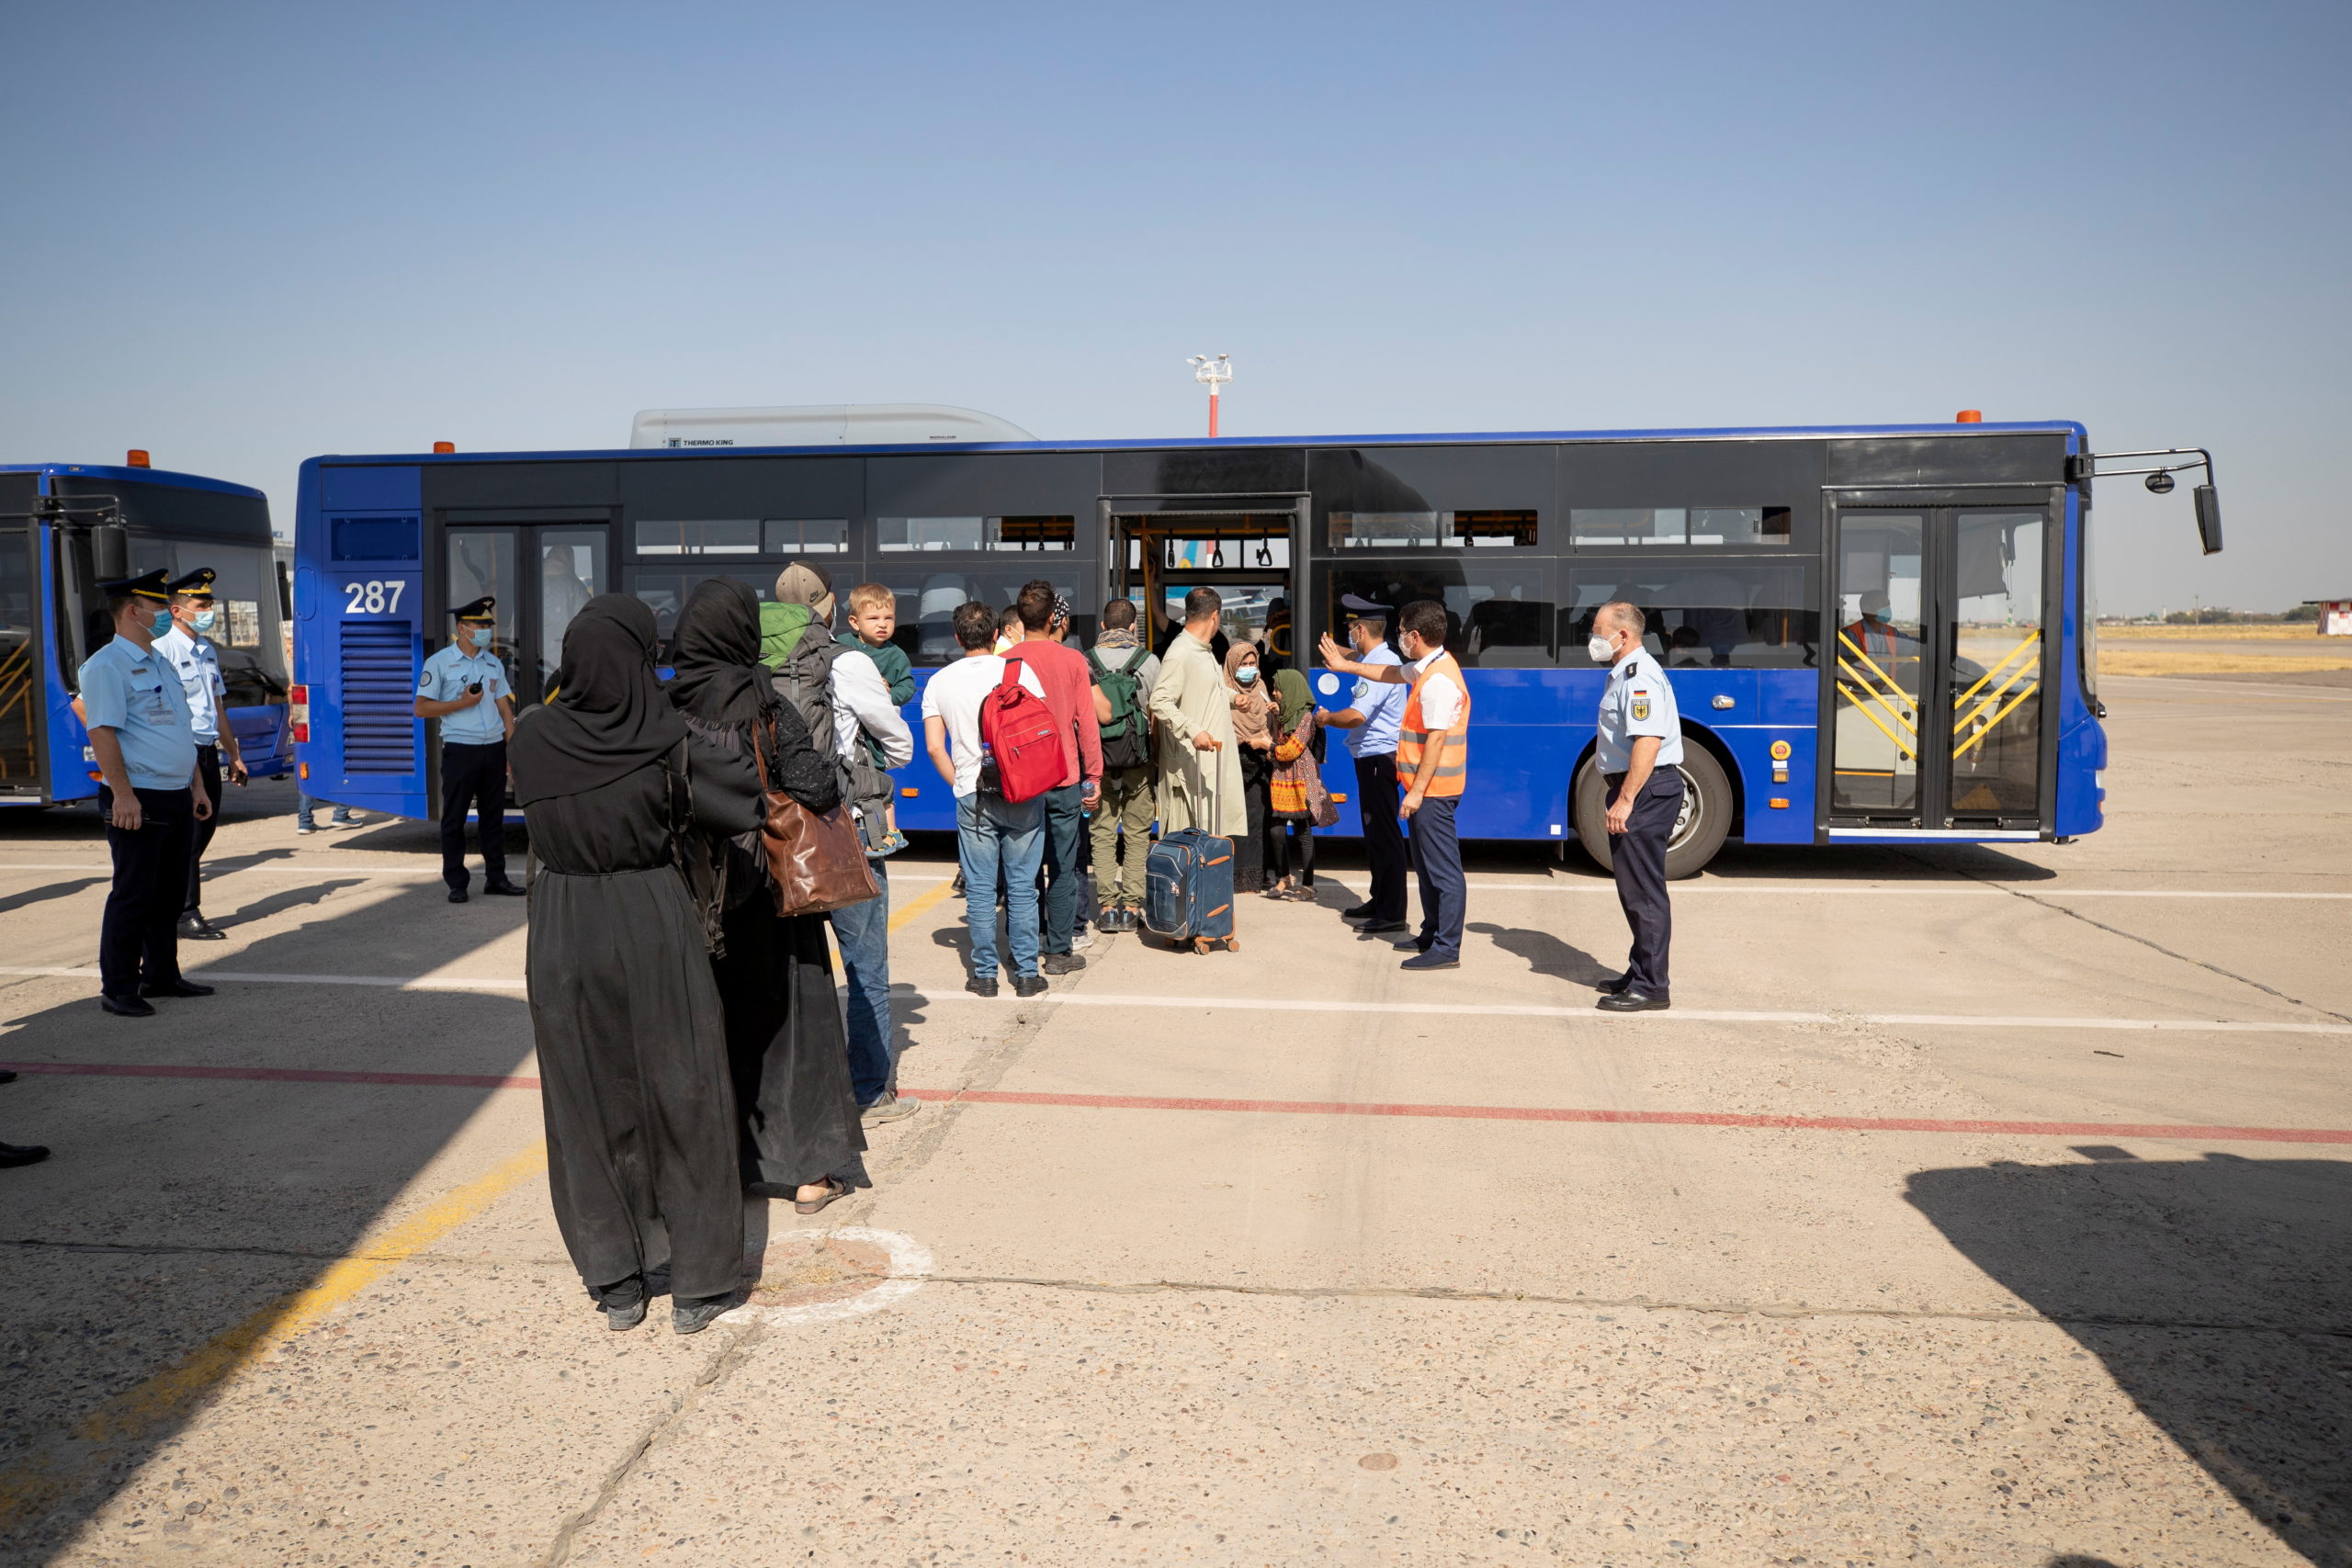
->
xmin=296 ymin=794 xmax=353 ymax=829
xmin=829 ymin=858 xmax=893 ymax=1105
xmin=957 ymin=791 xmax=1044 ymax=979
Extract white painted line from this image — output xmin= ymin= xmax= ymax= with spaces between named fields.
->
xmin=4 ymin=964 xmax=2338 ymax=1034
xmin=1 ymin=861 xmax=2339 ymax=901
xmin=912 ymin=989 xmax=2352 ymax=1035
xmin=0 ymin=863 xmax=443 ymax=877
xmin=721 ymin=1226 xmax=931 ymax=1329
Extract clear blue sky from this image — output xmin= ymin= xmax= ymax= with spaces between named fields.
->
xmin=6 ymin=0 xmax=2344 ymax=614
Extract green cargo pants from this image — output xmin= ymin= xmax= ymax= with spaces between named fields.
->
xmin=1088 ymin=764 xmax=1157 ymax=909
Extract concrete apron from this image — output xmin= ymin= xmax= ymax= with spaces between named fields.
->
xmin=0 ymin=682 xmax=2344 ymax=1567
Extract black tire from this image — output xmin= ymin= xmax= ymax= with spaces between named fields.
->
xmin=1572 ymin=742 xmax=1735 ymax=880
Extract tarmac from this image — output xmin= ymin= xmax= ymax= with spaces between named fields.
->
xmin=0 ymin=670 xmax=2346 ymax=1567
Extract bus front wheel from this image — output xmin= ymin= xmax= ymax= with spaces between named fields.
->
xmin=1572 ymin=745 xmax=1734 ymax=881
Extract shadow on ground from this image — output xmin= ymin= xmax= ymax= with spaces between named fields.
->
xmin=1906 ymin=1152 xmax=2352 ymax=1566
xmin=0 ymin=847 xmax=535 ymax=1563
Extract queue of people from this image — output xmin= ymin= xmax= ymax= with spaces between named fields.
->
xmin=53 ymin=561 xmax=1686 ymax=1323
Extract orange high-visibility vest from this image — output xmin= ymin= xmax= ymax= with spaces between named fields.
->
xmin=1397 ymin=650 xmax=1470 ymax=797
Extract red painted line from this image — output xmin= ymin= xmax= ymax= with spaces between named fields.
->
xmin=906 ymin=1087 xmax=2352 ymax=1145
xmin=6 ymin=1061 xmax=2347 ymax=1145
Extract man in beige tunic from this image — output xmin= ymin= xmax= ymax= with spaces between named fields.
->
xmin=1148 ymin=587 xmax=1248 ymax=837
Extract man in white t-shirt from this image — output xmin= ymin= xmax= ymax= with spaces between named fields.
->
xmin=921 ymin=600 xmax=1050 ymax=999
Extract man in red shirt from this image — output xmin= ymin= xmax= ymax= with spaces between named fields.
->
xmin=1012 ymin=581 xmax=1102 ymax=973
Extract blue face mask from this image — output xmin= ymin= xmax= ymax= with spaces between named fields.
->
xmin=462 ymin=622 xmax=494 ymax=648
xmin=191 ymin=609 xmax=218 ymax=634
xmin=1236 ymin=665 xmax=1259 ymax=685
xmin=147 ymin=608 xmax=175 ymax=637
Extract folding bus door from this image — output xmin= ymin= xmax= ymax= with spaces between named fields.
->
xmin=1825 ymin=499 xmax=2054 ymax=836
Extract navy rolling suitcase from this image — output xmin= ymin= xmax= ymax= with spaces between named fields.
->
xmin=1143 ymin=773 xmax=1238 ymax=953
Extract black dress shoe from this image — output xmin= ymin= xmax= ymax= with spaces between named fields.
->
xmin=482 ymin=880 xmax=526 ymax=897
xmin=0 ymin=1070 xmax=17 ymax=1085
xmin=447 ymin=887 xmax=469 ymax=904
xmin=965 ymin=975 xmax=1000 ymax=998
xmin=1392 ymin=933 xmax=1433 ymax=953
xmin=1594 ymin=972 xmax=1633 ymax=995
xmin=100 ymin=993 xmax=155 ymax=1018
xmin=1012 ymin=974 xmax=1048 ymax=998
xmin=139 ymin=979 xmax=215 ymax=998
xmin=1596 ymin=990 xmax=1670 ymax=1012
xmin=178 ymin=914 xmax=227 ymax=941
xmin=0 ymin=1142 xmax=51 ymax=1168
xmin=1340 ymin=902 xmax=1375 ymax=920
xmin=1358 ymin=919 xmax=1408 ymax=935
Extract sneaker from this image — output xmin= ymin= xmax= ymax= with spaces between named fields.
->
xmin=1095 ymin=908 xmax=1123 ymax=934
xmin=1012 ymin=974 xmax=1049 ymax=998
xmin=861 ymin=1092 xmax=923 ymax=1125
xmin=965 ymin=975 xmax=1000 ymax=998
xmin=1042 ymin=953 xmax=1086 ymax=976
xmin=1399 ymin=951 xmax=1460 ymax=971
xmin=1069 ymin=927 xmax=1096 ymax=952
xmin=295 ymin=823 xmax=315 ymax=836
xmin=1120 ymin=907 xmax=1143 ymax=933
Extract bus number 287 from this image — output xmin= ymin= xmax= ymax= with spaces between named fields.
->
xmin=343 ymin=580 xmax=407 ymax=615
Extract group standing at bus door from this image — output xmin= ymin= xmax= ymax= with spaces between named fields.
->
xmin=76 ymin=569 xmax=218 ymax=1019
xmin=413 ymin=596 xmax=525 ymax=903
xmin=153 ymin=568 xmax=247 ymax=941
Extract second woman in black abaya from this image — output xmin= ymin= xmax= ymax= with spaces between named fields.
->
xmin=510 ymin=594 xmax=765 ymax=1336
xmin=665 ymin=577 xmax=868 ymax=1213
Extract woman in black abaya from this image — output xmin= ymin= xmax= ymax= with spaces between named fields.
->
xmin=510 ymin=594 xmax=764 ymax=1336
xmin=664 ymin=577 xmax=868 ymax=1213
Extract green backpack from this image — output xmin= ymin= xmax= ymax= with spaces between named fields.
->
xmin=1086 ymin=646 xmax=1152 ymax=771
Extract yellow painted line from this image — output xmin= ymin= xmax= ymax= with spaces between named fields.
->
xmin=0 ymin=1141 xmax=548 ymax=1532
xmin=889 ymin=875 xmax=956 ymax=932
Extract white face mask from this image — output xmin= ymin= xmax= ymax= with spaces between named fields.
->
xmin=1236 ymin=665 xmax=1259 ymax=685
xmin=1588 ymin=633 xmax=1618 ymax=664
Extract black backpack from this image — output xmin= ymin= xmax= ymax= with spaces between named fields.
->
xmin=1087 ymin=646 xmax=1153 ymax=772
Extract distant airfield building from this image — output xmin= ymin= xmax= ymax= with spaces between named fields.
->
xmin=2306 ymin=598 xmax=2352 ymax=636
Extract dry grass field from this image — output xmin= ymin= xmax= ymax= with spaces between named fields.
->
xmin=2093 ymin=622 xmax=2352 ymax=675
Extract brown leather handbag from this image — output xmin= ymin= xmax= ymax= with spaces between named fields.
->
xmin=752 ymin=718 xmax=879 ymax=917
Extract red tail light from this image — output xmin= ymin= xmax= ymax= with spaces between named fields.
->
xmin=292 ymin=723 xmax=311 ymax=743
xmin=288 ymin=684 xmax=308 ymax=705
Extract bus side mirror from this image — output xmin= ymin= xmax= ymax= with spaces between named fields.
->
xmin=2193 ymin=485 xmax=2222 ymax=555
xmin=92 ymin=524 xmax=130 ymax=581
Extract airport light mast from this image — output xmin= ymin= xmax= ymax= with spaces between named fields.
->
xmin=1189 ymin=354 xmax=1231 ymax=437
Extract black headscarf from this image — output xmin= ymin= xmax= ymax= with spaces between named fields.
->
xmin=663 ymin=578 xmax=777 ymax=730
xmin=510 ymin=594 xmax=689 ymax=806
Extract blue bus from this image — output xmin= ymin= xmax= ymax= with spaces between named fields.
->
xmin=288 ymin=423 xmax=2217 ymax=874
xmin=2 ymin=460 xmax=292 ymax=807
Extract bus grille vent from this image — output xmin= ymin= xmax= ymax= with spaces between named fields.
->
xmin=339 ymin=621 xmax=417 ymax=774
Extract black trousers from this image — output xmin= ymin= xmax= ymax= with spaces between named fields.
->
xmin=99 ymin=784 xmax=191 ymax=997
xmin=1353 ymin=752 xmax=1408 ymax=923
xmin=439 ymin=740 xmax=509 ymax=890
xmin=1406 ymin=793 xmax=1465 ymax=961
xmin=1606 ymin=769 xmax=1685 ymax=998
xmin=182 ymin=743 xmax=221 ymax=916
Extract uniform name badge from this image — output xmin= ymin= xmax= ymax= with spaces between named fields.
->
xmin=1631 ymin=689 xmax=1652 ymax=723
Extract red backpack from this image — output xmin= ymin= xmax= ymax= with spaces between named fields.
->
xmin=979 ymin=656 xmax=1064 ymax=804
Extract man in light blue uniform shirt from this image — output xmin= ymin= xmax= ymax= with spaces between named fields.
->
xmin=1317 ymin=599 xmax=1411 ymax=934
xmin=153 ymin=567 xmax=246 ymax=939
xmin=1589 ymin=600 xmax=1684 ymax=1011
xmin=414 ymin=595 xmax=521 ymax=903
xmin=79 ymin=569 xmax=215 ymax=1017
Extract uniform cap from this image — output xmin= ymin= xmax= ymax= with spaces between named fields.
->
xmin=98 ymin=568 xmax=173 ymax=603
xmin=1340 ymin=592 xmax=1393 ymax=618
xmin=452 ymin=595 xmax=496 ymax=620
xmin=167 ymin=567 xmax=217 ymax=598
